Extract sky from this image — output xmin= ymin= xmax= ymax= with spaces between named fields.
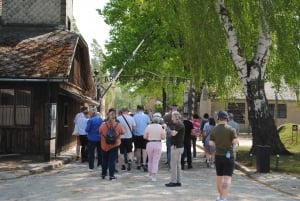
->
xmin=73 ymin=0 xmax=110 ymax=52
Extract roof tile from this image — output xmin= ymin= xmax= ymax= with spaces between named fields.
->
xmin=0 ymin=28 xmax=79 ymax=78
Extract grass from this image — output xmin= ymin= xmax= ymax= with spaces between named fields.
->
xmin=237 ymin=123 xmax=300 ymax=175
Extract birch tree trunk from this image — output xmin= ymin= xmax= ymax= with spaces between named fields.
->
xmin=216 ymin=0 xmax=290 ymax=154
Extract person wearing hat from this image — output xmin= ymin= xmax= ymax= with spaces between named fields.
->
xmin=209 ymin=111 xmax=239 ymax=201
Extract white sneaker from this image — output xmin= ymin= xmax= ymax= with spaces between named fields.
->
xmin=88 ymin=168 xmax=93 ymax=172
xmin=216 ymin=197 xmax=227 ymax=201
xmin=151 ymin=177 xmax=157 ymax=182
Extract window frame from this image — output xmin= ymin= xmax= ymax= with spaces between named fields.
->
xmin=227 ymin=102 xmax=246 ymax=124
xmin=268 ymin=103 xmax=287 ymax=119
xmin=0 ymin=88 xmax=33 ymax=128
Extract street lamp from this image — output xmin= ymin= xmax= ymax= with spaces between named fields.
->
xmin=275 ymin=154 xmax=280 ymax=170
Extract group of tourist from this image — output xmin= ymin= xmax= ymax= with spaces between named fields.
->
xmin=73 ymin=104 xmax=239 ymax=201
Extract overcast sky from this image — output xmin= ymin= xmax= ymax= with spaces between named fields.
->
xmin=73 ymin=0 xmax=110 ymax=52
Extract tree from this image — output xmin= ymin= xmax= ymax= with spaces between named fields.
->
xmin=99 ymin=0 xmax=300 ymax=154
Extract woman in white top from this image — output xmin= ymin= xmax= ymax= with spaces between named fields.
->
xmin=143 ymin=115 xmax=166 ymax=182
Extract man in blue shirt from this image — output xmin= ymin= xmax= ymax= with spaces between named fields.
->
xmin=85 ymin=108 xmax=103 ymax=171
xmin=227 ymin=113 xmax=240 ymax=159
xmin=133 ymin=105 xmax=150 ymax=171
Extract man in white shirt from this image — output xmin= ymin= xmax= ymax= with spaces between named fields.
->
xmin=117 ymin=108 xmax=136 ymax=171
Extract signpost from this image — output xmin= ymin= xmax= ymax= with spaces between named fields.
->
xmin=292 ymin=124 xmax=298 ymax=143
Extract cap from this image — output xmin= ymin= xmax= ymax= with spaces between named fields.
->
xmin=218 ymin=110 xmax=228 ymax=119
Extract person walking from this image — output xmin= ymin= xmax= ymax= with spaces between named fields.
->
xmin=76 ymin=109 xmax=89 ymax=163
xmin=163 ymin=104 xmax=178 ymax=169
xmin=200 ymin=113 xmax=209 ymax=146
xmin=203 ymin=117 xmax=216 ymax=168
xmin=117 ymin=107 xmax=136 ymax=171
xmin=209 ymin=111 xmax=239 ymax=201
xmin=143 ymin=114 xmax=166 ymax=182
xmin=165 ymin=111 xmax=185 ymax=187
xmin=99 ymin=108 xmax=125 ymax=180
xmin=133 ymin=105 xmax=150 ymax=172
xmin=73 ymin=106 xmax=88 ymax=160
xmin=181 ymin=114 xmax=193 ymax=169
xmin=85 ymin=108 xmax=103 ymax=171
xmin=190 ymin=114 xmax=201 ymax=158
xmin=227 ymin=113 xmax=240 ymax=160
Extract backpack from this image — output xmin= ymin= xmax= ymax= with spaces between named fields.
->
xmin=105 ymin=123 xmax=118 ymax=145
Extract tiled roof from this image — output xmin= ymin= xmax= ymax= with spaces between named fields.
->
xmin=0 ymin=28 xmax=79 ymax=78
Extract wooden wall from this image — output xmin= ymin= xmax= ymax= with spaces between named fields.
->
xmin=0 ymin=82 xmax=80 ymax=156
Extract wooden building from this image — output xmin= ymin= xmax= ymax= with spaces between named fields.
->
xmin=0 ymin=0 xmax=98 ymax=160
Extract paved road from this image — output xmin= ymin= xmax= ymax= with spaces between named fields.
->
xmin=0 ymin=140 xmax=299 ymax=201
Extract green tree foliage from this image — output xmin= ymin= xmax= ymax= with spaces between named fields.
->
xmin=100 ymin=0 xmax=299 ymax=96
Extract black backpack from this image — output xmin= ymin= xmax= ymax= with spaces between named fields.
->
xmin=105 ymin=123 xmax=118 ymax=145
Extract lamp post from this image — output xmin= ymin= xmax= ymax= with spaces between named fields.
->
xmin=275 ymin=154 xmax=280 ymax=170
xmin=93 ymin=70 xmax=101 ymax=111
xmin=249 ymin=153 xmax=253 ymax=166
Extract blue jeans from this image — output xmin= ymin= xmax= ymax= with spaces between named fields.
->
xmin=166 ymin=135 xmax=171 ymax=168
xmin=88 ymin=140 xmax=102 ymax=169
xmin=102 ymin=146 xmax=118 ymax=177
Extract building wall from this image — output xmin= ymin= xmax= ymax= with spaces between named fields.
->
xmin=210 ymin=99 xmax=300 ymax=133
xmin=1 ymin=0 xmax=72 ymax=28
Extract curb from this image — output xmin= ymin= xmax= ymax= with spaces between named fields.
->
xmin=29 ymin=157 xmax=73 ymax=174
xmin=0 ymin=156 xmax=73 ymax=180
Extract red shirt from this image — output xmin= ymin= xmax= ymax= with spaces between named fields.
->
xmin=190 ymin=119 xmax=201 ymax=137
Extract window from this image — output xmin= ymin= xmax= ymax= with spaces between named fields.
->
xmin=228 ymin=103 xmax=245 ymax=124
xmin=0 ymin=89 xmax=32 ymax=126
xmin=269 ymin=104 xmax=287 ymax=119
xmin=277 ymin=104 xmax=287 ymax=118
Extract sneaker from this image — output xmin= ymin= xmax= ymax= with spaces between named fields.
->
xmin=109 ymin=176 xmax=117 ymax=180
xmin=142 ymin=164 xmax=148 ymax=172
xmin=121 ymin=165 xmax=126 ymax=171
xmin=137 ymin=165 xmax=141 ymax=170
xmin=165 ymin=182 xmax=178 ymax=187
xmin=127 ymin=163 xmax=131 ymax=171
xmin=88 ymin=168 xmax=93 ymax=172
xmin=151 ymin=177 xmax=157 ymax=182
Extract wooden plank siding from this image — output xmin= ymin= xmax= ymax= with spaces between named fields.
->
xmin=0 ymin=82 xmax=81 ymax=155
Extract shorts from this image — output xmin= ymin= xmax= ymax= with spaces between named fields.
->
xmin=134 ymin=135 xmax=147 ymax=149
xmin=120 ymin=138 xmax=133 ymax=154
xmin=215 ymin=155 xmax=234 ymax=176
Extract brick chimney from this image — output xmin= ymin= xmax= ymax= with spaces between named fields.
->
xmin=0 ymin=0 xmax=73 ymax=30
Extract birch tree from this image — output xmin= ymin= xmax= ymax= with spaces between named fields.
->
xmin=216 ymin=0 xmax=288 ymax=154
xmin=100 ymin=0 xmax=299 ymax=154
